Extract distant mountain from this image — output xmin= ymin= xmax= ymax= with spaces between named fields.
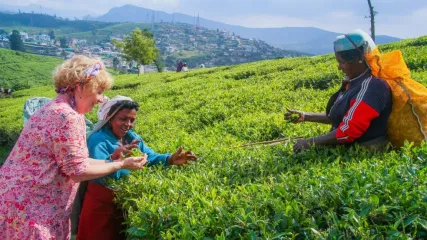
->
xmin=96 ymin=4 xmax=401 ymax=55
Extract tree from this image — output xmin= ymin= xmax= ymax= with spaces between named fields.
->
xmin=48 ymin=30 xmax=55 ymax=40
xmin=59 ymin=37 xmax=68 ymax=48
xmin=9 ymin=30 xmax=24 ymax=51
xmin=60 ymin=50 xmax=67 ymax=59
xmin=113 ymin=57 xmax=120 ymax=70
xmin=154 ymin=56 xmax=165 ymax=73
xmin=367 ymin=0 xmax=377 ymax=42
xmin=91 ymin=28 xmax=98 ymax=44
xmin=120 ymin=28 xmax=159 ymax=68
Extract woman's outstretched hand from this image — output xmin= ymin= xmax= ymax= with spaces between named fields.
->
xmin=111 ymin=140 xmax=141 ymax=160
xmin=167 ymin=146 xmax=198 ymax=166
xmin=284 ymin=108 xmax=305 ymax=123
xmin=293 ymin=139 xmax=312 ymax=153
xmin=120 ymin=153 xmax=148 ymax=170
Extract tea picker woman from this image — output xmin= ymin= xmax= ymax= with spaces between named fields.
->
xmin=285 ymin=29 xmax=392 ymax=153
xmin=0 ymin=56 xmax=147 ymax=240
xmin=77 ymin=95 xmax=198 ymax=240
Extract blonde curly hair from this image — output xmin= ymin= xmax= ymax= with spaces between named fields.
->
xmin=53 ymin=55 xmax=113 ymax=93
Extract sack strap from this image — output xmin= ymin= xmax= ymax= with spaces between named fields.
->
xmin=345 ymin=34 xmax=363 ymax=54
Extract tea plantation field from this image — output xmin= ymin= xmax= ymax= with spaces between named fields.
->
xmin=0 ymin=48 xmax=62 ymax=90
xmin=0 ymin=36 xmax=427 ymax=238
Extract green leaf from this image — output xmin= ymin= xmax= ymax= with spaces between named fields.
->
xmin=404 ymin=214 xmax=418 ymax=227
xmin=418 ymin=218 xmax=427 ymax=230
xmin=269 ymin=232 xmax=289 ymax=240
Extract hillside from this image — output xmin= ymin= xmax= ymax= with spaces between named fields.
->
xmin=95 ymin=4 xmax=401 ymax=55
xmin=0 ymin=12 xmax=307 ymax=69
xmin=0 ymin=36 xmax=426 ymax=238
xmin=60 ymin=22 xmax=306 ymax=68
xmin=0 ymin=48 xmax=62 ymax=90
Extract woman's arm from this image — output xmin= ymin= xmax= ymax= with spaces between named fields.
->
xmin=303 ymin=112 xmax=332 ymax=124
xmin=87 ymin=159 xmax=110 ymax=164
xmin=70 ymin=161 xmax=123 ymax=182
xmin=71 ymin=155 xmax=147 ymax=183
xmin=285 ymin=109 xmax=331 ymax=124
xmin=293 ymin=129 xmax=339 ymax=152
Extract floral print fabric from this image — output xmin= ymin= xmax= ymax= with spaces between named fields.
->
xmin=0 ymin=96 xmax=90 ymax=240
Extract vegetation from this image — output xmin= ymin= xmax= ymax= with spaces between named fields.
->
xmin=0 ymin=48 xmax=62 ymax=91
xmin=0 ymin=12 xmax=114 ymax=32
xmin=0 ymin=36 xmax=426 ymax=238
xmin=115 ymin=28 xmax=159 ymax=67
xmin=9 ymin=30 xmax=24 ymax=51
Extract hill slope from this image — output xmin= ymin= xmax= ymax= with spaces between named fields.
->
xmin=0 ymin=36 xmax=426 ymax=238
xmin=0 ymin=48 xmax=62 ymax=90
xmin=96 ymin=4 xmax=401 ymax=55
xmin=0 ymin=12 xmax=307 ymax=69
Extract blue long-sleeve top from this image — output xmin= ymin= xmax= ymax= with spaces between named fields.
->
xmin=87 ymin=126 xmax=171 ymax=186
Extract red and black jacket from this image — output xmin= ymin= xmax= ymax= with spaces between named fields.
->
xmin=328 ymin=70 xmax=392 ymax=144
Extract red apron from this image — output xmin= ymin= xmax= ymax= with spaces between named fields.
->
xmin=77 ymin=182 xmax=126 ymax=240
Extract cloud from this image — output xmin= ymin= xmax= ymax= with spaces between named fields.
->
xmin=217 ymin=14 xmax=316 ymax=28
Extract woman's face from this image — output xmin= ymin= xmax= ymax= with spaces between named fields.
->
xmin=110 ymin=108 xmax=137 ymax=139
xmin=335 ymin=53 xmax=359 ymax=79
xmin=74 ymin=86 xmax=104 ymax=114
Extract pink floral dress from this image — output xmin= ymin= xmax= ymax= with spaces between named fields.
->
xmin=0 ymin=96 xmax=90 ymax=240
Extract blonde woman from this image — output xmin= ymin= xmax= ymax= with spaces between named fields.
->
xmin=0 ymin=56 xmax=147 ymax=240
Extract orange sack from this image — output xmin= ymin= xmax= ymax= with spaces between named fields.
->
xmin=365 ymin=47 xmax=427 ymax=147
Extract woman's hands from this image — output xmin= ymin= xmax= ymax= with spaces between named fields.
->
xmin=119 ymin=153 xmax=148 ymax=170
xmin=284 ymin=109 xmax=305 ymax=123
xmin=167 ymin=146 xmax=198 ymax=166
xmin=110 ymin=140 xmax=141 ymax=160
xmin=293 ymin=139 xmax=314 ymax=153
xmin=111 ymin=139 xmax=147 ymax=171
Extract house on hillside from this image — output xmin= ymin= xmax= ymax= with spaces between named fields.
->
xmin=20 ymin=32 xmax=29 ymax=40
xmin=78 ymin=40 xmax=87 ymax=45
xmin=39 ymin=34 xmax=50 ymax=42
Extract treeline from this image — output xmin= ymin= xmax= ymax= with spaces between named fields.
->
xmin=0 ymin=12 xmax=114 ymax=32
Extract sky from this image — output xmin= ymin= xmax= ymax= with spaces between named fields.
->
xmin=1 ymin=0 xmax=426 ymax=38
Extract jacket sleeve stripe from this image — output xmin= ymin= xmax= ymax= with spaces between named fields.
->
xmin=340 ymin=76 xmax=372 ymax=132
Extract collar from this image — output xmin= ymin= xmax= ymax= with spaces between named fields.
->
xmin=101 ymin=125 xmax=134 ymax=145
xmin=348 ymin=69 xmax=372 ymax=88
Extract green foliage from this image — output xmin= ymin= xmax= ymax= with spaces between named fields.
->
xmin=0 ymin=12 xmax=114 ymax=32
xmin=0 ymin=146 xmax=11 ymax=166
xmin=154 ymin=56 xmax=165 ymax=73
xmin=121 ymin=28 xmax=159 ymax=66
xmin=125 ymin=148 xmax=144 ymax=158
xmin=0 ymin=48 xmax=62 ymax=91
xmin=0 ymin=35 xmax=427 ymax=238
xmin=9 ymin=30 xmax=24 ymax=51
xmin=48 ymin=29 xmax=55 ymax=40
xmin=113 ymin=57 xmax=121 ymax=70
xmin=59 ymin=37 xmax=68 ymax=48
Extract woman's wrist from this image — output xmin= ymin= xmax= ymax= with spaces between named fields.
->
xmin=112 ymin=161 xmax=124 ymax=170
xmin=301 ymin=112 xmax=306 ymax=121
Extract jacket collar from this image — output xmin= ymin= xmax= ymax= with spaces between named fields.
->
xmin=101 ymin=125 xmax=134 ymax=145
xmin=348 ymin=69 xmax=372 ymax=88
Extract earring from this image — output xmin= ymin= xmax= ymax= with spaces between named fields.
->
xmin=359 ymin=60 xmax=363 ymax=64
